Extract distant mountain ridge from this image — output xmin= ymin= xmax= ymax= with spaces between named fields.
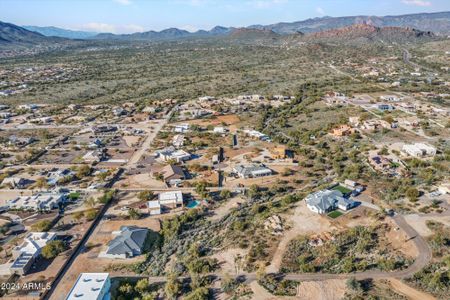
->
xmin=0 ymin=11 xmax=448 ymax=47
xmin=249 ymin=11 xmax=450 ymax=35
xmin=89 ymin=11 xmax=450 ymax=40
xmin=23 ymin=26 xmax=98 ymax=39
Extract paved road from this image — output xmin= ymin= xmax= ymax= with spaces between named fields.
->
xmin=126 ymin=107 xmax=175 ymax=169
xmin=43 ymin=168 xmax=124 ymax=300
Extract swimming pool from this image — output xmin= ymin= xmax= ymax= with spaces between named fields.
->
xmin=186 ymin=200 xmax=200 ymax=208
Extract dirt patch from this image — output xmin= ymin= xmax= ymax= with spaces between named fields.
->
xmin=116 ymin=173 xmax=167 ymax=189
xmin=297 ymin=279 xmax=347 ymax=300
xmin=404 ymin=214 xmax=450 ymax=237
xmin=210 ymin=248 xmax=248 ymax=275
xmin=385 ymin=219 xmax=419 ymax=258
xmin=97 ymin=218 xmax=161 ymax=233
xmin=267 ymin=201 xmax=335 ymax=273
xmin=175 ymin=114 xmax=240 ymax=129
xmin=209 ymin=196 xmax=244 ymax=222
xmin=123 ymin=135 xmax=141 ymax=147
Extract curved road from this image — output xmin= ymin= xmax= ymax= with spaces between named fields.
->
xmin=117 ymin=214 xmax=433 ymax=284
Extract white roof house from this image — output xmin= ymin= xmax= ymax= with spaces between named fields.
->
xmin=158 ymin=191 xmax=183 ymax=208
xmin=172 ymin=134 xmax=185 ymax=148
xmin=213 ymin=127 xmax=228 ymax=134
xmin=402 ymin=143 xmax=436 ymax=157
xmin=243 ymin=129 xmax=271 ymax=141
xmin=233 ymin=165 xmax=272 ymax=179
xmin=10 ymin=232 xmax=56 ymax=275
xmin=83 ymin=150 xmax=106 ymax=163
xmin=8 ymin=192 xmax=65 ymax=211
xmin=147 ymin=200 xmax=162 ymax=215
xmin=156 ymin=147 xmax=191 ymax=162
xmin=174 ymin=124 xmax=189 ymax=133
xmin=66 ymin=273 xmax=111 ymax=300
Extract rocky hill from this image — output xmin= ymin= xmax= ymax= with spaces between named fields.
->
xmin=249 ymin=11 xmax=450 ymax=35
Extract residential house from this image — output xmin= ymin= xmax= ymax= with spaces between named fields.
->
xmin=361 ymin=120 xmax=390 ymax=131
xmin=213 ymin=126 xmax=229 ymax=134
xmin=157 ymin=191 xmax=183 ymax=208
xmin=157 ymin=147 xmax=191 ymax=163
xmin=101 ymin=226 xmax=148 ymax=259
xmin=323 ymin=92 xmax=347 ymax=106
xmin=112 ymin=107 xmax=126 ymax=116
xmin=348 ymin=116 xmax=361 ymax=126
xmin=402 ymin=143 xmax=436 ymax=158
xmin=18 ymin=104 xmax=38 ymax=111
xmin=147 ymin=200 xmax=162 ymax=215
xmin=91 ymin=125 xmax=118 ymax=134
xmin=47 ymin=168 xmax=75 ymax=186
xmin=0 ymin=112 xmax=11 ymax=119
xmin=67 ymin=104 xmax=80 ymax=111
xmin=8 ymin=192 xmax=65 ymax=211
xmin=243 ymin=129 xmax=271 ymax=141
xmin=330 ymin=125 xmax=355 ymax=137
xmin=233 ymin=164 xmax=272 ymax=179
xmin=305 ymin=189 xmax=356 ymax=214
xmin=377 ymin=104 xmax=395 ymax=112
xmin=9 ymin=232 xmax=56 ymax=275
xmin=270 ymin=146 xmax=287 ymax=159
xmin=380 ymin=95 xmax=400 ymax=102
xmin=8 ymin=135 xmax=35 ymax=147
xmin=88 ymin=138 xmax=103 ymax=149
xmin=161 ymin=164 xmax=185 ymax=185
xmin=1 ymin=177 xmax=33 ymax=189
xmin=198 ymin=96 xmax=215 ymax=101
xmin=174 ymin=124 xmax=189 ymax=133
xmin=172 ymin=134 xmax=185 ymax=148
xmin=83 ymin=149 xmax=107 ymax=163
xmin=66 ymin=273 xmax=111 ymax=300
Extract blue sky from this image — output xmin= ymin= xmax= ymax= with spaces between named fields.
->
xmin=1 ymin=0 xmax=449 ymax=33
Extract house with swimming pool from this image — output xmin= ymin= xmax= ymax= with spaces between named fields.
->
xmin=147 ymin=191 xmax=184 ymax=214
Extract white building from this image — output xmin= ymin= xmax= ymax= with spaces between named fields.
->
xmin=18 ymin=104 xmax=38 ymax=110
xmin=213 ymin=126 xmax=229 ymax=134
xmin=172 ymin=134 xmax=185 ymax=148
xmin=233 ymin=165 xmax=272 ymax=179
xmin=243 ymin=129 xmax=271 ymax=142
xmin=174 ymin=124 xmax=189 ymax=133
xmin=157 ymin=147 xmax=191 ymax=162
xmin=198 ymin=96 xmax=215 ymax=101
xmin=82 ymin=150 xmax=106 ymax=163
xmin=147 ymin=200 xmax=162 ymax=215
xmin=66 ymin=273 xmax=111 ymax=300
xmin=10 ymin=232 xmax=56 ymax=275
xmin=8 ymin=192 xmax=65 ymax=211
xmin=402 ymin=143 xmax=436 ymax=158
xmin=157 ymin=191 xmax=183 ymax=208
xmin=380 ymin=95 xmax=400 ymax=102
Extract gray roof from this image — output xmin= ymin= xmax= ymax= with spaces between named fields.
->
xmin=106 ymin=226 xmax=148 ymax=256
xmin=234 ymin=164 xmax=272 ymax=177
xmin=305 ymin=190 xmax=345 ymax=211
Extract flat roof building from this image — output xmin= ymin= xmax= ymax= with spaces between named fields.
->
xmin=402 ymin=143 xmax=436 ymax=158
xmin=66 ymin=273 xmax=111 ymax=300
xmin=10 ymin=232 xmax=56 ymax=275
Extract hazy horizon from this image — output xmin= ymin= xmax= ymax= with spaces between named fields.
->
xmin=1 ymin=0 xmax=450 ymax=34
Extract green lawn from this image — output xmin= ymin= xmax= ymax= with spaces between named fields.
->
xmin=328 ymin=210 xmax=343 ymax=219
xmin=332 ymin=185 xmax=352 ymax=194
